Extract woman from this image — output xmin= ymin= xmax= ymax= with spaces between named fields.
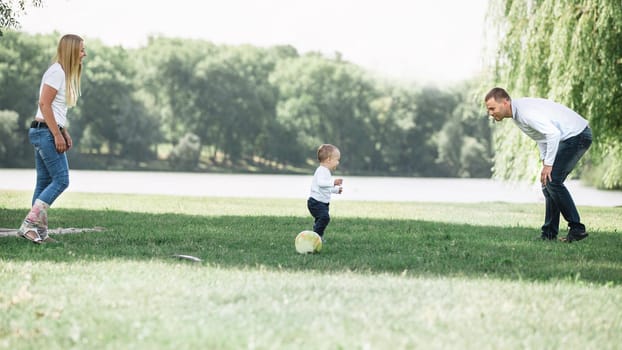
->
xmin=18 ymin=34 xmax=87 ymax=244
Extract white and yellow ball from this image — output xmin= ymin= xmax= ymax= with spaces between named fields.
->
xmin=295 ymin=230 xmax=322 ymax=254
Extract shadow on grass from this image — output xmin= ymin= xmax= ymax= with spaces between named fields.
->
xmin=1 ymin=209 xmax=621 ymax=285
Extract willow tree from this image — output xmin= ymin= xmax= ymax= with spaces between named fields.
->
xmin=0 ymin=0 xmax=42 ymax=35
xmin=486 ymin=0 xmax=622 ymax=189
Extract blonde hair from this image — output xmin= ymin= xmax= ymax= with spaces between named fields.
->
xmin=317 ymin=144 xmax=339 ymax=162
xmin=54 ymin=34 xmax=83 ymax=107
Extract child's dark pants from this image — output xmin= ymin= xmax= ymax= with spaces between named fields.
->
xmin=307 ymin=197 xmax=330 ymax=237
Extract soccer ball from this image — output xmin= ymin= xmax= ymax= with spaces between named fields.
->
xmin=295 ymin=230 xmax=322 ymax=254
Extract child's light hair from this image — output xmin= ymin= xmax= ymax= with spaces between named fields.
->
xmin=54 ymin=34 xmax=83 ymax=107
xmin=317 ymin=144 xmax=339 ymax=162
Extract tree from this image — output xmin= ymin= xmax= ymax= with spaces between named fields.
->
xmin=191 ymin=45 xmax=278 ymax=163
xmin=408 ymin=86 xmax=457 ymax=176
xmin=168 ymin=132 xmax=201 ymax=171
xmin=367 ymin=85 xmax=419 ymax=174
xmin=0 ymin=0 xmax=41 ymax=36
xmin=486 ymin=0 xmax=622 ymax=189
xmin=436 ymin=118 xmax=463 ymax=176
xmin=0 ymin=110 xmax=22 ymax=165
xmin=270 ymin=53 xmax=379 ymax=170
xmin=136 ymin=37 xmax=217 ymax=145
xmin=72 ymin=41 xmax=160 ymax=164
xmin=0 ymin=31 xmax=55 ymax=166
xmin=436 ymin=81 xmax=493 ymax=178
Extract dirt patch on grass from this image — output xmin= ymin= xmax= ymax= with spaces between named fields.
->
xmin=0 ymin=227 xmax=105 ymax=238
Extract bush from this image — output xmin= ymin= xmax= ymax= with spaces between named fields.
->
xmin=168 ymin=133 xmax=201 ymax=171
xmin=0 ymin=110 xmax=24 ymax=166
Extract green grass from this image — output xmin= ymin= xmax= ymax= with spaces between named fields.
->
xmin=1 ymin=190 xmax=621 ymax=349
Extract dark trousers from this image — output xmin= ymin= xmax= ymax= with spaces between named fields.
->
xmin=307 ymin=197 xmax=330 ymax=237
xmin=541 ymin=127 xmax=592 ymax=238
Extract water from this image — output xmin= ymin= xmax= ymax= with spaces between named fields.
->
xmin=1 ymin=169 xmax=621 ymax=207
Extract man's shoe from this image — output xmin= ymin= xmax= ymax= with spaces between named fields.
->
xmin=568 ymin=226 xmax=587 ymax=236
xmin=559 ymin=232 xmax=589 ymax=243
xmin=536 ymin=233 xmax=557 ymax=241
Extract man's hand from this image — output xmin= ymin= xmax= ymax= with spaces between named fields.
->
xmin=541 ymin=165 xmax=553 ymax=185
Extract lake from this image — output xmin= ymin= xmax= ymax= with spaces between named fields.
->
xmin=1 ymin=169 xmax=621 ymax=207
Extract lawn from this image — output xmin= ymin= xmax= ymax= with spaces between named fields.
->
xmin=1 ymin=190 xmax=621 ymax=349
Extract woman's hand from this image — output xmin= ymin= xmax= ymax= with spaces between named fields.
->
xmin=54 ymin=132 xmax=68 ymax=153
xmin=62 ymin=129 xmax=73 ymax=150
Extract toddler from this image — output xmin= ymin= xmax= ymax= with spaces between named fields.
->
xmin=307 ymin=144 xmax=343 ymax=241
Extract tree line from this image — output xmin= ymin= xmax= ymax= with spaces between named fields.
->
xmin=0 ymin=31 xmax=493 ymax=177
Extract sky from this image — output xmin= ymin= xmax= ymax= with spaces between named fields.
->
xmin=17 ymin=0 xmax=490 ymax=85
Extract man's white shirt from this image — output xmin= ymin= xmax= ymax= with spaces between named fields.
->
xmin=511 ymin=98 xmax=588 ymax=166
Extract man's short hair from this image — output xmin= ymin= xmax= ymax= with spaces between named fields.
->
xmin=485 ymin=87 xmax=511 ymax=103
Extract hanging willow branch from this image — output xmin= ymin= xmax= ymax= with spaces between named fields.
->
xmin=485 ymin=0 xmax=622 ymax=189
xmin=0 ymin=0 xmax=42 ymax=36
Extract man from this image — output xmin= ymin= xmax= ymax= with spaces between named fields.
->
xmin=484 ymin=87 xmax=593 ymax=242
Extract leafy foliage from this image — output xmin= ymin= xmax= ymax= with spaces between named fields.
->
xmin=0 ymin=110 xmax=21 ymax=165
xmin=486 ymin=0 xmax=622 ymax=189
xmin=168 ymin=132 xmax=201 ymax=171
xmin=0 ymin=31 xmax=55 ymax=161
xmin=0 ymin=0 xmax=41 ymax=36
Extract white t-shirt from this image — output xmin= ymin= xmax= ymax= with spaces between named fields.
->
xmin=35 ymin=62 xmax=68 ymax=127
xmin=309 ymin=165 xmax=340 ymax=203
xmin=511 ymin=98 xmax=589 ymax=166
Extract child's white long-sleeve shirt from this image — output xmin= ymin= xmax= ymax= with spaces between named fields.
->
xmin=309 ymin=165 xmax=340 ymax=203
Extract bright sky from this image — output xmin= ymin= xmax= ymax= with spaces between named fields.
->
xmin=18 ymin=0 xmax=490 ymax=84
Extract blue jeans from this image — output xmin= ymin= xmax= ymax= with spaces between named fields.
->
xmin=29 ymin=127 xmax=70 ymax=206
xmin=541 ymin=127 xmax=592 ymax=237
xmin=307 ymin=197 xmax=330 ymax=237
